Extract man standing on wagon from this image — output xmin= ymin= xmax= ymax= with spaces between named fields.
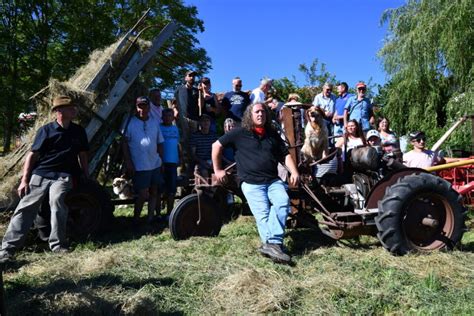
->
xmin=212 ymin=102 xmax=299 ymax=264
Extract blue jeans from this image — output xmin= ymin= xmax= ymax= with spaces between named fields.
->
xmin=241 ymin=179 xmax=290 ymax=244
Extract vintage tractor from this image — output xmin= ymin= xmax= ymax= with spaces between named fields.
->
xmin=169 ymin=105 xmax=467 ymax=256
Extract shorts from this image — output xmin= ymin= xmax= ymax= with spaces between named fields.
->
xmin=133 ymin=167 xmax=162 ymax=192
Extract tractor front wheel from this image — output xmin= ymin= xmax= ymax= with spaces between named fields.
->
xmin=375 ymin=172 xmax=466 ymax=255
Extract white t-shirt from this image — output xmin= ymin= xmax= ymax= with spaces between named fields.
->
xmin=342 ymin=137 xmax=364 ymax=161
xmin=124 ymin=116 xmax=164 ymax=171
xmin=250 ymin=88 xmax=265 ymax=103
xmin=403 ymin=150 xmax=440 ymax=168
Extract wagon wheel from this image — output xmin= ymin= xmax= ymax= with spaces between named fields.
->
xmin=375 ymin=172 xmax=467 ymax=255
xmin=169 ymin=193 xmax=222 ymax=240
xmin=65 ymin=179 xmax=114 ymax=239
xmin=34 ymin=179 xmax=114 ymax=240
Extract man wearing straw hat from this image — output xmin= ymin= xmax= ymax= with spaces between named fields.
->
xmin=0 ymin=95 xmax=89 ymax=262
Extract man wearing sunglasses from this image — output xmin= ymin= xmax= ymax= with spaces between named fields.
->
xmin=403 ymin=131 xmax=445 ymax=168
xmin=343 ymin=82 xmax=374 ymax=133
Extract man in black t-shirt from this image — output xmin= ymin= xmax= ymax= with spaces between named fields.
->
xmin=0 ymin=95 xmax=89 ymax=262
xmin=221 ymin=77 xmax=250 ymax=123
xmin=212 ymin=102 xmax=299 ymax=264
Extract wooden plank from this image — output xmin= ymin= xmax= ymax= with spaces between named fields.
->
xmin=85 ymin=22 xmax=178 ymax=141
xmin=281 ymin=107 xmax=297 ymax=164
xmin=83 ymin=9 xmax=151 ymax=91
xmin=88 ymin=131 xmax=118 ymax=176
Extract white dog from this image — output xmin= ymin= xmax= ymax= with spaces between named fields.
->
xmin=301 ymin=107 xmax=329 ymax=161
xmin=112 ymin=177 xmax=134 ymax=200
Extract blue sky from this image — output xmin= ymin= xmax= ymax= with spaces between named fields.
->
xmin=183 ymin=0 xmax=405 ymax=93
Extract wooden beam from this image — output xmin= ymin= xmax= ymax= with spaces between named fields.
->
xmin=85 ymin=22 xmax=178 ymax=142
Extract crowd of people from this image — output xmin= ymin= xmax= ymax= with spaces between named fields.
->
xmin=0 ymin=71 xmax=446 ymax=265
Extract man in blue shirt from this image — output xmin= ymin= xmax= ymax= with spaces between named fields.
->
xmin=221 ymin=77 xmax=250 ymax=124
xmin=332 ymin=82 xmax=352 ymax=137
xmin=344 ymin=82 xmax=374 ymax=133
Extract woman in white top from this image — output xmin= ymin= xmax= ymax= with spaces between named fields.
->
xmin=335 ymin=119 xmax=366 ymax=162
xmin=336 ymin=120 xmax=367 ymax=174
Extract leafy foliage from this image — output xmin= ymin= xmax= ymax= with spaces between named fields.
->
xmin=0 ymin=0 xmax=210 ymax=152
xmin=378 ymin=0 xmax=473 ymax=152
xmin=272 ymin=59 xmax=337 ymax=104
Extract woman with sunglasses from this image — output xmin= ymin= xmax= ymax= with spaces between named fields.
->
xmin=403 ymin=131 xmax=445 ymax=168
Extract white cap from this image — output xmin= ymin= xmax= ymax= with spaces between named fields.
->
xmin=366 ymin=129 xmax=380 ymax=140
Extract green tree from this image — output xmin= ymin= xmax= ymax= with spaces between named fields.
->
xmin=272 ymin=59 xmax=338 ymax=104
xmin=298 ymin=58 xmax=335 ymax=88
xmin=0 ymin=0 xmax=209 ymax=153
xmin=378 ymin=0 xmax=473 ymax=152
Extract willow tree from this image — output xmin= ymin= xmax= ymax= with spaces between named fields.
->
xmin=378 ymin=0 xmax=473 ymax=152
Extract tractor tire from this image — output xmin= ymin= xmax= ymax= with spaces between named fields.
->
xmin=65 ymin=179 xmax=114 ymax=240
xmin=375 ymin=172 xmax=467 ymax=255
xmin=169 ymin=193 xmax=222 ymax=240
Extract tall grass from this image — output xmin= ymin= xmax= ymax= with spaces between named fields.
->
xmin=1 ymin=208 xmax=473 ymax=315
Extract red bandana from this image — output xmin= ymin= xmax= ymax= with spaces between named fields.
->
xmin=253 ymin=127 xmax=266 ymax=137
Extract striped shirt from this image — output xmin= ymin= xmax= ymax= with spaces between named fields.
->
xmin=189 ymin=131 xmax=218 ymax=161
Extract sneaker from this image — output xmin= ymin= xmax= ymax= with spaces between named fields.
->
xmin=259 ymin=243 xmax=291 ymax=264
xmin=0 ymin=250 xmax=14 ymax=263
xmin=52 ymin=247 xmax=70 ymax=254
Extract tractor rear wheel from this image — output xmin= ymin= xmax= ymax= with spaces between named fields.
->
xmin=375 ymin=172 xmax=466 ymax=255
xmin=169 ymin=193 xmax=222 ymax=240
xmin=65 ymin=179 xmax=114 ymax=239
xmin=36 ymin=179 xmax=114 ymax=241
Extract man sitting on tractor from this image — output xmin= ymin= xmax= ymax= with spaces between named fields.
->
xmin=212 ymin=102 xmax=299 ymax=264
xmin=403 ymin=131 xmax=446 ymax=168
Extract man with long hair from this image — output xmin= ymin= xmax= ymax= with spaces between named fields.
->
xmin=212 ymin=102 xmax=299 ymax=264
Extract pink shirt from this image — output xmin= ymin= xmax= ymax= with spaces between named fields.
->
xmin=403 ymin=150 xmax=440 ymax=168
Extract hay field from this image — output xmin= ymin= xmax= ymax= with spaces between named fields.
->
xmin=1 ymin=208 xmax=473 ymax=315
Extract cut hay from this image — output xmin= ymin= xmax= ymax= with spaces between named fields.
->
xmin=120 ymin=285 xmax=157 ymax=315
xmin=68 ymin=41 xmax=121 ymax=89
xmin=210 ymin=267 xmax=294 ymax=313
xmin=0 ymin=33 xmax=147 ymax=209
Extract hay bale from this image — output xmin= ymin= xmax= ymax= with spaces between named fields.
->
xmin=0 ymin=35 xmax=145 ymax=208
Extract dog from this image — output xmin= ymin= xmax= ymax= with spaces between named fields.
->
xmin=300 ymin=106 xmax=329 ymax=161
xmin=112 ymin=177 xmax=134 ymax=200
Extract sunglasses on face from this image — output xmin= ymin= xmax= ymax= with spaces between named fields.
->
xmin=235 ymin=84 xmax=242 ymax=87
xmin=358 ymin=88 xmax=366 ymax=91
xmin=413 ymin=137 xmax=426 ymax=143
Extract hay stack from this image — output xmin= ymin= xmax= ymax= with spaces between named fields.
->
xmin=0 ymin=35 xmax=147 ymax=210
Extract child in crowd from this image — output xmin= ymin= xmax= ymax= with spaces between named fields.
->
xmin=189 ymin=114 xmax=218 ymax=178
xmin=160 ymin=108 xmax=181 ymax=216
xmin=222 ymin=118 xmax=236 ymax=166
xmin=366 ymin=129 xmax=381 ymax=147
